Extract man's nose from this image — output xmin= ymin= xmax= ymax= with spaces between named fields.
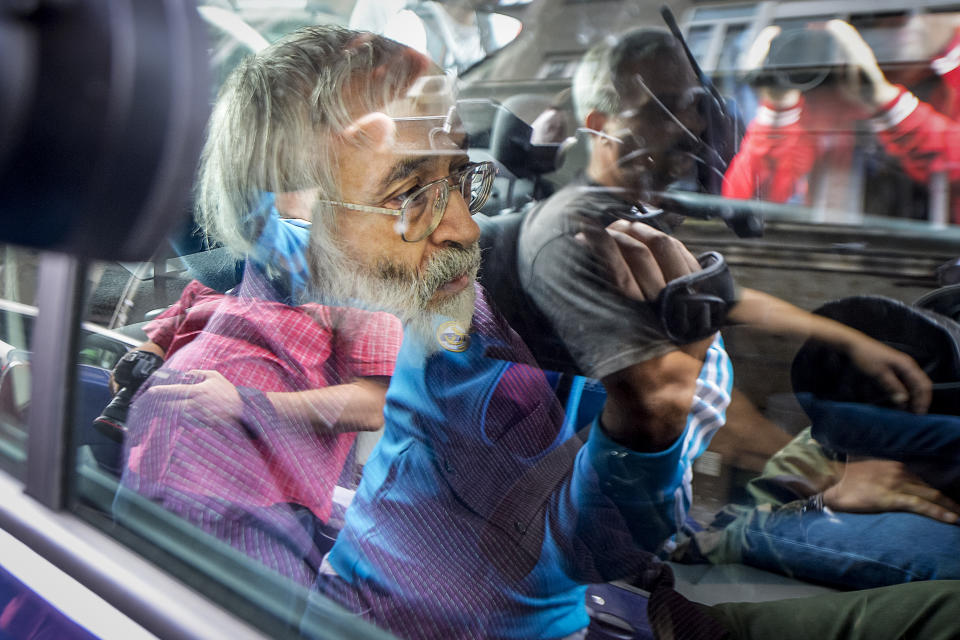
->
xmin=430 ymin=190 xmax=480 ymax=247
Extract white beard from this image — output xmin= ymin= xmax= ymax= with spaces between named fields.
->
xmin=309 ymin=239 xmax=481 ymax=353
xmin=405 ymin=281 xmax=477 ymax=353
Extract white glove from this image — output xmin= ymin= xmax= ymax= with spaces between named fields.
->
xmin=742 ymin=25 xmax=802 ymax=108
xmin=826 ymin=20 xmax=901 ymax=109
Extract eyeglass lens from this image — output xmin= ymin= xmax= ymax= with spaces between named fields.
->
xmin=401 ymin=165 xmax=493 ymax=240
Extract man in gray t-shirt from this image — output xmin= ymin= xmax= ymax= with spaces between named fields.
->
xmin=518 ymin=27 xmax=931 ymax=445
xmin=519 ymin=175 xmax=676 ymax=379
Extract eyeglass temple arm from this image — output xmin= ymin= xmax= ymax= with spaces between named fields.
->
xmin=325 ymin=201 xmax=402 ymax=216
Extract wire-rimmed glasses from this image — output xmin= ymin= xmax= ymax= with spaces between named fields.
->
xmin=324 ymin=161 xmax=496 ymax=242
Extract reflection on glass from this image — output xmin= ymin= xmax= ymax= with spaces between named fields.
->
xmin=675 ymin=292 xmax=960 ymax=591
xmin=690 ymin=5 xmax=758 ymax=22
xmin=0 ymin=246 xmax=40 ymax=475
xmin=685 ymin=24 xmax=713 ymax=67
xmin=50 ymin=3 xmax=960 ymax=639
xmin=350 ymin=0 xmax=522 ymax=75
xmin=727 ymin=13 xmax=960 ymax=224
xmin=717 ymin=24 xmax=748 ymax=71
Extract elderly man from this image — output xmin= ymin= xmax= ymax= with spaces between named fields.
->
xmin=120 ymin=25 xmax=960 ymax=640
xmin=236 ymin=28 xmax=728 ymax=637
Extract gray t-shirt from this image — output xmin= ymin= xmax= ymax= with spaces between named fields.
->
xmin=518 ymin=178 xmax=676 ymax=380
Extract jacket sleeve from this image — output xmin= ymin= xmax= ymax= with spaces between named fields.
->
xmin=871 ymin=87 xmax=960 ymax=185
xmin=546 ymin=336 xmax=732 ymax=582
xmin=932 ymin=27 xmax=960 ymax=93
xmin=723 ymin=101 xmax=817 ymax=203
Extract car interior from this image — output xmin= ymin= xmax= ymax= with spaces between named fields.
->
xmin=2 ymin=1 xmax=960 ymax=639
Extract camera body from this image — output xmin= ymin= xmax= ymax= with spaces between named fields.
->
xmin=93 ymin=350 xmax=164 ymax=441
xmin=748 ymin=28 xmax=847 ymax=92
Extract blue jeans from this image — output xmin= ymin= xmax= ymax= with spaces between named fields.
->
xmin=680 ymin=398 xmax=960 ymax=590
xmin=731 ymin=505 xmax=960 ymax=589
xmin=799 ymin=395 xmax=960 ymax=497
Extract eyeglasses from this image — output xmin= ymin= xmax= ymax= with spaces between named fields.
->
xmin=324 ymin=161 xmax=496 ymax=242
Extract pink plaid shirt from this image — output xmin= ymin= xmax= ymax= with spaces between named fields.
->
xmin=125 ymin=275 xmax=403 ymax=524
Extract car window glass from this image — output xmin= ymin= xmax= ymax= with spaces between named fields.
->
xmin=44 ymin=1 xmax=960 ymax=638
xmin=0 ymin=245 xmax=38 ymax=477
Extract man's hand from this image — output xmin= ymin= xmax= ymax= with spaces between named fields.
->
xmin=729 ymin=289 xmax=932 ymax=414
xmin=823 ymin=459 xmax=960 ymax=525
xmin=576 ymin=220 xmax=714 ymax=451
xmin=845 ymin=335 xmax=932 ymax=414
xmin=110 ymin=341 xmax=166 ymax=393
xmin=140 ymin=369 xmax=244 ymax=423
xmin=581 ymin=219 xmax=708 ymax=354
xmin=580 ymin=219 xmax=700 ymax=301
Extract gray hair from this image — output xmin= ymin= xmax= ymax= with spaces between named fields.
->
xmin=572 ymin=40 xmax=619 ymax=125
xmin=571 ymin=28 xmax=681 ymax=124
xmin=195 ymin=26 xmax=430 ymax=258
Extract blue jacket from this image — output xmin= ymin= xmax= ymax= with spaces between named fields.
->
xmin=316 ymin=287 xmax=732 ymax=640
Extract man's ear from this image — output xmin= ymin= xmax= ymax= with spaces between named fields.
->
xmin=275 ymin=189 xmax=319 ymax=221
xmin=584 ymin=110 xmax=609 ymax=139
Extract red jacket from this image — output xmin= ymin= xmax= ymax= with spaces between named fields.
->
xmin=723 ymin=30 xmax=960 ymax=224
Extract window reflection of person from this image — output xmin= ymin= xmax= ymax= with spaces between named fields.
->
xmin=350 ymin=0 xmax=521 ymax=75
xmin=726 ymin=18 xmax=960 ymax=223
xmin=519 ymin=29 xmax=960 ymax=593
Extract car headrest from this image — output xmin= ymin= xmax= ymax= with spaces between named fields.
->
xmin=791 ymin=295 xmax=960 ymax=416
xmin=489 ymin=106 xmax=562 ymax=178
xmin=0 ymin=0 xmax=210 ymax=261
xmin=457 ymin=99 xmax=562 ymax=179
xmin=475 ymin=211 xmax=580 ymax=373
